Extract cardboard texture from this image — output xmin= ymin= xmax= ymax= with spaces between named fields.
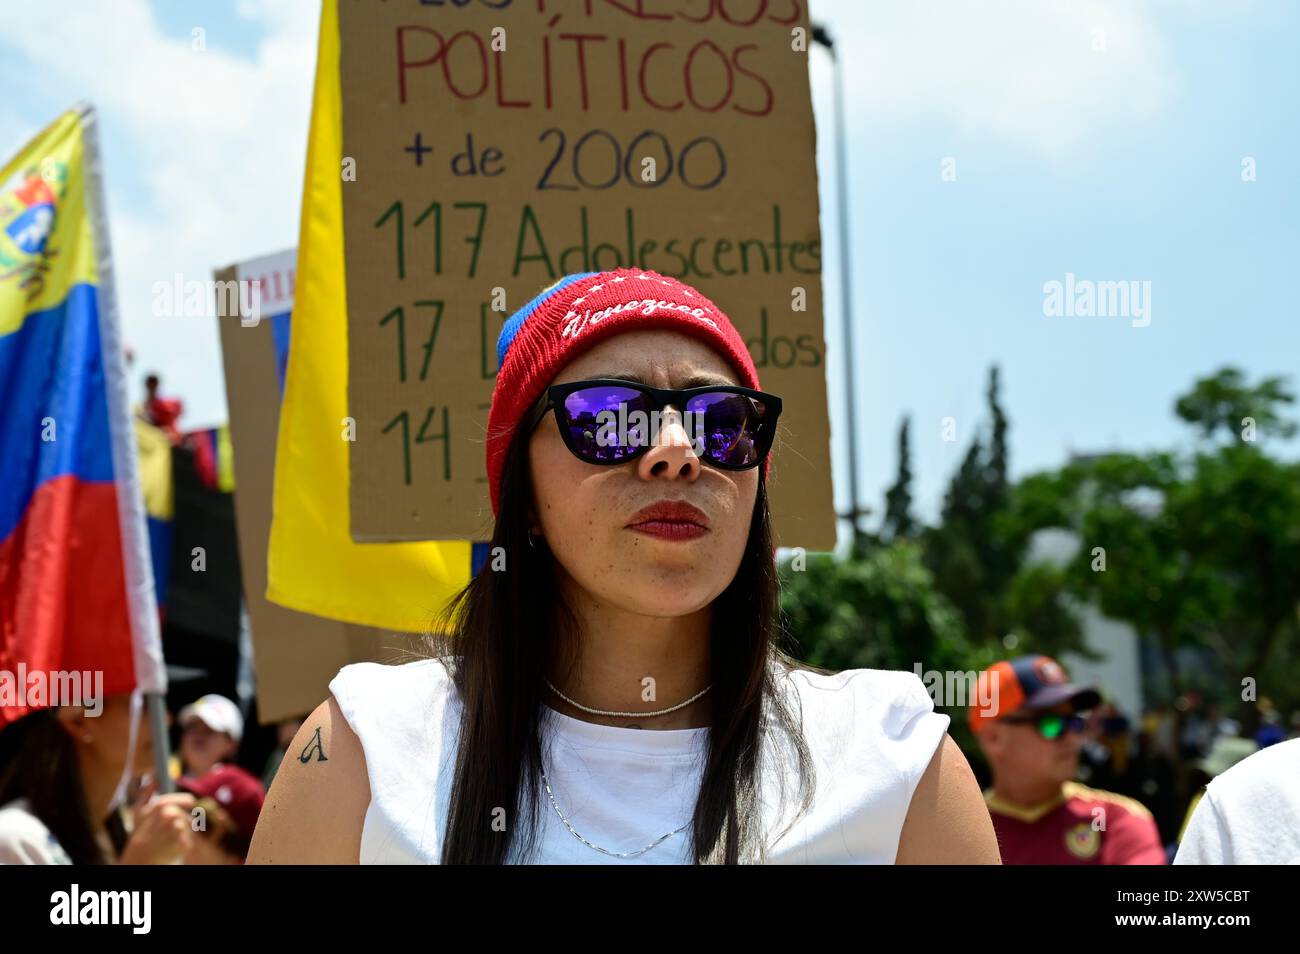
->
xmin=339 ymin=1 xmax=834 ymax=548
xmin=217 ymin=255 xmax=423 ymax=725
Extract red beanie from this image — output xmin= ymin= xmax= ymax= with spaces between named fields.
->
xmin=487 ymin=267 xmax=765 ymax=517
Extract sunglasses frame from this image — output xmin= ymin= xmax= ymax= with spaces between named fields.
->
xmin=528 ymin=377 xmax=782 ymax=471
xmin=1002 ymin=711 xmax=1089 ymax=740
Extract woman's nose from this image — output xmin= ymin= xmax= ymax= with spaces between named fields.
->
xmin=636 ymin=406 xmax=702 ymax=482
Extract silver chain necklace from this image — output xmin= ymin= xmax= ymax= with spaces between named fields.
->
xmin=544 ymin=678 xmax=712 ymax=718
xmin=539 ymin=763 xmax=693 ymax=859
xmin=540 ymin=680 xmax=709 ymax=858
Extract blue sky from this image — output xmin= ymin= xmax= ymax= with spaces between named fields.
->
xmin=814 ymin=0 xmax=1298 ymax=530
xmin=2 ymin=0 xmax=1296 ymax=542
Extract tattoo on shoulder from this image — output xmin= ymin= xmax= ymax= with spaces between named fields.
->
xmin=299 ymin=725 xmax=329 ymax=763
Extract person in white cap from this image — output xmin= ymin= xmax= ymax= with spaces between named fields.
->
xmin=176 ymin=694 xmax=266 ymax=863
xmin=178 ymin=695 xmax=244 ymax=778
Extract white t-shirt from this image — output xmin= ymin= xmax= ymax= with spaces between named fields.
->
xmin=0 ymin=798 xmax=74 ymax=865
xmin=328 ymin=657 xmax=950 ymax=864
xmin=1174 ymin=737 xmax=1300 ymax=865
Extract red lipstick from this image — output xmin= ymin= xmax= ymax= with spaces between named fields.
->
xmin=626 ymin=500 xmax=711 ymax=541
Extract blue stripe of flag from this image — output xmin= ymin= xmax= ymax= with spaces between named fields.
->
xmin=0 ymin=282 xmax=113 ymax=541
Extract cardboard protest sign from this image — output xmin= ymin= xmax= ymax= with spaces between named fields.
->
xmin=217 ymin=251 xmax=423 ymax=724
xmin=340 ymin=1 xmax=834 ymax=549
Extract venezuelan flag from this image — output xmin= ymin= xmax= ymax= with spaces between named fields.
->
xmin=187 ymin=424 xmax=235 ymax=494
xmin=0 ymin=108 xmax=166 ymax=723
xmin=136 ymin=416 xmax=174 ymax=613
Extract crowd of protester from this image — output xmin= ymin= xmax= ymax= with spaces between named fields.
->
xmin=0 ymin=689 xmax=287 ymax=865
xmin=2 ymin=652 xmax=1296 ymax=863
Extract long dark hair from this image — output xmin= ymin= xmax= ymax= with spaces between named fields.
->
xmin=0 ymin=709 xmax=109 ymax=864
xmin=430 ymin=424 xmax=817 ymax=864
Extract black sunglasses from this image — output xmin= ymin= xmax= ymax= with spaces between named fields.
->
xmin=1002 ymin=711 xmax=1089 ymax=740
xmin=528 ymin=378 xmax=782 ymax=470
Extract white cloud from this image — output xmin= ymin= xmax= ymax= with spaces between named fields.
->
xmin=3 ymin=0 xmax=318 ymax=426
xmin=810 ymin=0 xmax=1181 ymax=158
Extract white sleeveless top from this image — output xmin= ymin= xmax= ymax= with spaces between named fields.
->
xmin=328 ymin=658 xmax=949 ymax=864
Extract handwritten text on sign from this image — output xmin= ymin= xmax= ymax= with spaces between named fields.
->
xmin=340 ymin=0 xmax=834 ymax=548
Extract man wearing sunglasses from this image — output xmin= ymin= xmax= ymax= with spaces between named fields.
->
xmin=970 ymin=655 xmax=1165 ymax=865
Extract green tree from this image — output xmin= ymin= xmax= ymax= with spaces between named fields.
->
xmin=988 ymin=365 xmax=1010 ymax=502
xmin=779 ymin=541 xmax=1000 ymax=760
xmin=780 ymin=541 xmax=978 ymax=673
xmin=924 ymin=365 xmax=1062 ymax=648
xmin=1006 ymin=369 xmax=1300 ymax=776
xmin=1174 ymin=367 xmax=1296 ymax=441
xmin=882 ymin=416 xmax=917 ymax=541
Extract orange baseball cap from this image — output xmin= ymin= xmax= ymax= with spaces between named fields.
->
xmin=968 ymin=655 xmax=1100 ymax=734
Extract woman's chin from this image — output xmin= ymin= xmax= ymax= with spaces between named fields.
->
xmin=603 ymin=580 xmax=720 ymax=618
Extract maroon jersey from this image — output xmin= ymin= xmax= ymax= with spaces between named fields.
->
xmin=986 ymin=782 xmax=1166 ymax=865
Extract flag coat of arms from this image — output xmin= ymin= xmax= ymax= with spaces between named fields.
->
xmin=0 ymin=107 xmax=165 ymax=723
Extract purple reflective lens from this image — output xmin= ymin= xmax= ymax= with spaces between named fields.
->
xmin=687 ymin=392 xmax=770 ymax=467
xmin=561 ymin=385 xmax=652 ymax=462
xmin=557 ymin=385 xmax=772 ymax=467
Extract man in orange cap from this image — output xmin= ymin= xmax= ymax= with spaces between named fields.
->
xmin=970 ymin=655 xmax=1165 ymax=864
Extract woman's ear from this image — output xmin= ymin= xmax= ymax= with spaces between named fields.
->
xmin=55 ymin=706 xmax=92 ymax=744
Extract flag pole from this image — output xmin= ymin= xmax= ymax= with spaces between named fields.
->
xmin=76 ymin=101 xmax=174 ymax=796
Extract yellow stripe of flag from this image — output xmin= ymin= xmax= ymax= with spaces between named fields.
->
xmin=266 ymin=0 xmax=470 ymax=632
xmin=216 ymin=424 xmax=235 ymax=493
xmin=135 ymin=417 xmax=174 ymax=521
xmin=0 ymin=110 xmax=99 ymax=335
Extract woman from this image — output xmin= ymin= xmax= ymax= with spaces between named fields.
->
xmin=249 ymin=267 xmax=999 ymax=864
xmin=0 ymin=694 xmax=197 ymax=864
